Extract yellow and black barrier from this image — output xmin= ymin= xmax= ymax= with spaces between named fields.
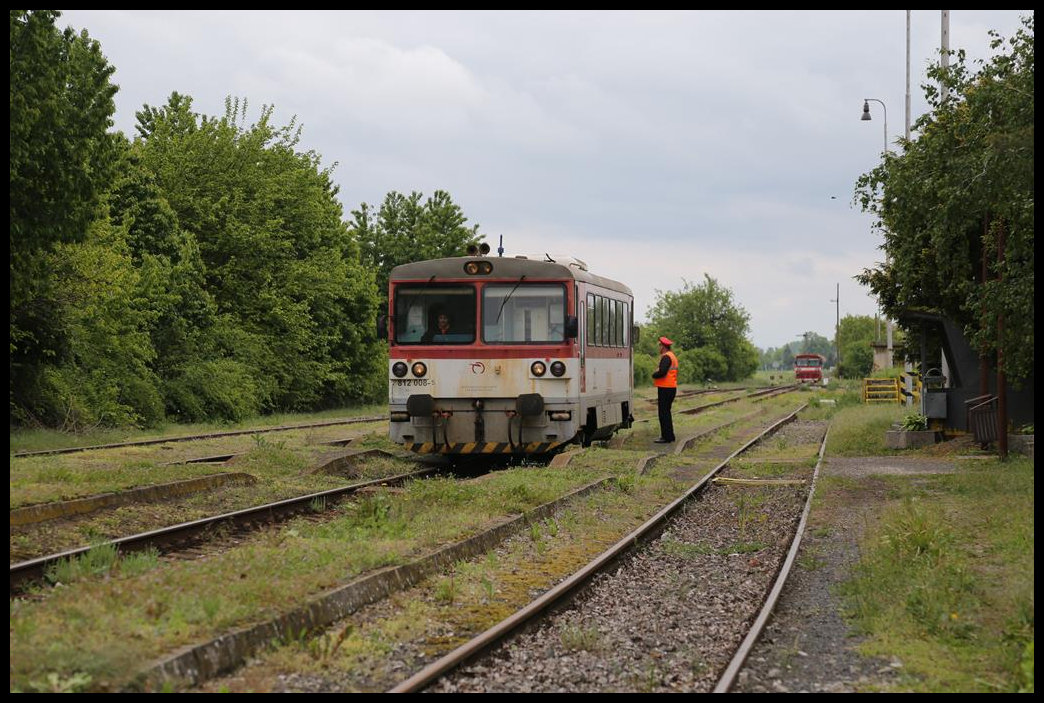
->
xmin=863 ymin=377 xmax=901 ymax=404
xmin=899 ymin=371 xmax=922 ymax=406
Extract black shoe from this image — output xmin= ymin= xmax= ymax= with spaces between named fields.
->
xmin=653 ymin=438 xmax=670 ymax=444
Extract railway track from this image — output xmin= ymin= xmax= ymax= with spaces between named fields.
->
xmin=10 ymin=464 xmax=438 ymax=594
xmin=390 ymin=409 xmax=825 ymax=693
xmin=180 ymin=398 xmax=817 ymax=693
xmin=12 ymin=389 xmax=817 ymax=692
xmin=11 ymin=415 xmax=387 ymax=458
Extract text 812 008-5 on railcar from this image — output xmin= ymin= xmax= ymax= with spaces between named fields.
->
xmin=377 ymin=246 xmax=637 ymax=456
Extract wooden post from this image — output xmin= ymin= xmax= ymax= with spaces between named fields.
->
xmin=997 ymin=219 xmax=1007 ymax=459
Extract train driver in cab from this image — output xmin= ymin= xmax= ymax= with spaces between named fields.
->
xmin=421 ymin=309 xmax=453 ymax=343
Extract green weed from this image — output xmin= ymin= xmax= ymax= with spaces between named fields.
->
xmin=661 ymin=538 xmax=713 ymax=559
xmin=26 ymin=671 xmax=93 ymax=693
xmin=560 ymin=623 xmax=601 ymax=652
xmin=45 ymin=542 xmax=119 ymax=584
xmin=721 ymin=541 xmax=766 ymax=555
xmin=434 ymin=576 xmax=457 ymax=604
xmin=839 ymin=459 xmax=1034 ymax=692
xmin=119 ymin=547 xmax=160 ymax=578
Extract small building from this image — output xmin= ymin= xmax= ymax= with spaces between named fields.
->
xmin=899 ymin=311 xmax=1033 ymax=432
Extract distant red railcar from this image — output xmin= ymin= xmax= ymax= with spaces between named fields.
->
xmin=793 ymin=353 xmax=825 ymax=383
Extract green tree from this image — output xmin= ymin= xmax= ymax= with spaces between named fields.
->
xmin=10 ymin=10 xmax=121 ymax=419
xmin=106 ymin=148 xmax=229 ymax=415
xmin=17 ymin=219 xmax=163 ymax=429
xmin=855 ymin=16 xmax=1033 ymax=385
xmin=837 ymin=315 xmax=877 ymax=379
xmin=352 ymin=190 xmax=483 ymax=299
xmin=645 ymin=275 xmax=758 ymax=382
xmin=796 ymin=331 xmax=834 ymax=363
xmin=133 ymin=94 xmax=384 ymax=415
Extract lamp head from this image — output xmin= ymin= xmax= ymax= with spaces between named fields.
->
xmin=861 ymin=100 xmax=872 ymax=121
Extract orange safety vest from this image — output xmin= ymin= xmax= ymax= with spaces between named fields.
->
xmin=653 ymin=350 xmax=678 ymax=388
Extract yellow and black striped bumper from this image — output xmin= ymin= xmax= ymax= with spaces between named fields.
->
xmin=403 ymin=441 xmax=565 ymax=455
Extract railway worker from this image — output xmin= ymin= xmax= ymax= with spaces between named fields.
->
xmin=652 ymin=336 xmax=678 ymax=444
xmin=421 ymin=310 xmax=453 ymax=343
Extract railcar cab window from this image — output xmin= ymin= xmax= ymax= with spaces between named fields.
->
xmin=482 ymin=283 xmax=566 ymax=343
xmin=393 ymin=285 xmax=476 ymax=344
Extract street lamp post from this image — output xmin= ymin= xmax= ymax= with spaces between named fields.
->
xmin=861 ymin=98 xmax=888 ymax=155
xmin=861 ymin=98 xmax=894 ymax=367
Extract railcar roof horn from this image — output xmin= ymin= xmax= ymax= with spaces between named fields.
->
xmin=466 ymin=242 xmax=491 ymax=256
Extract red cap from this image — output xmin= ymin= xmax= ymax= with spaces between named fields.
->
xmin=659 ymin=336 xmax=673 ymax=346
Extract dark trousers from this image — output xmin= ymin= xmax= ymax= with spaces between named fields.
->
xmin=657 ymin=386 xmax=677 ymax=442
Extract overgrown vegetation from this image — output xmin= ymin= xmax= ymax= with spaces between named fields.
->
xmin=814 ymin=397 xmax=1034 ymax=692
xmin=839 ymin=460 xmax=1034 ymax=692
xmin=856 ymin=15 xmax=1034 ymax=387
xmin=637 ymin=275 xmax=760 ymax=386
xmin=9 ymin=463 xmax=624 ymax=691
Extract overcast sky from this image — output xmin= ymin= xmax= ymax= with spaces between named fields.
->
xmin=57 ymin=10 xmax=1030 ymax=350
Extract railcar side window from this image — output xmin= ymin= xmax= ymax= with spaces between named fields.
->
xmin=482 ymin=283 xmax=566 ymax=343
xmin=392 ymin=284 xmax=476 ymax=344
xmin=587 ymin=294 xmax=596 ymax=344
xmin=584 ymin=293 xmax=630 ymax=348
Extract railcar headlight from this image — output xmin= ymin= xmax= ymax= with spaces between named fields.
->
xmin=531 ymin=361 xmax=547 ymax=377
xmin=411 ymin=362 xmax=427 ymax=377
xmin=463 ymin=260 xmax=493 ymax=275
xmin=392 ymin=362 xmax=408 ymax=378
xmin=550 ymin=361 xmax=566 ymax=377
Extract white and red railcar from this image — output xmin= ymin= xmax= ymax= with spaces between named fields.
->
xmin=380 ymin=251 xmax=635 ymax=456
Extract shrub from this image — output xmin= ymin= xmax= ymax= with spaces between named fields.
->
xmin=900 ymin=413 xmax=929 ymax=431
xmin=633 ymin=354 xmax=657 ymax=388
xmin=163 ymin=359 xmax=262 ymax=423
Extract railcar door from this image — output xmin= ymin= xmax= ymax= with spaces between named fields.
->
xmin=577 ymin=284 xmax=586 ymax=393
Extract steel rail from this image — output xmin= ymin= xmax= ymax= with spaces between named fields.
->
xmin=387 ymin=404 xmax=807 ymax=693
xmin=713 ymin=424 xmax=829 ymax=692
xmin=10 ymin=466 xmax=436 ymax=594
xmin=679 ymin=383 xmax=799 ymax=416
xmin=11 ymin=415 xmax=386 ymax=458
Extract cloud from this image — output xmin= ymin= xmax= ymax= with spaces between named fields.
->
xmin=57 ymin=9 xmax=1030 ymax=350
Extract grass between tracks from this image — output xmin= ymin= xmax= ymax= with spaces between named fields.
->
xmin=10 ymin=459 xmax=628 ymax=692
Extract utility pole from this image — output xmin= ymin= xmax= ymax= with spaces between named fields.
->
xmin=830 ymin=283 xmax=841 ymax=378
xmin=906 ymin=11 xmax=912 ymax=141
xmin=941 ymin=10 xmax=951 ymax=102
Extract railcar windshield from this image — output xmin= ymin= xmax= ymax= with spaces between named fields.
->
xmin=393 ymin=284 xmax=476 ymax=344
xmin=482 ymin=283 xmax=566 ymax=343
xmin=794 ymin=356 xmax=823 ymax=367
